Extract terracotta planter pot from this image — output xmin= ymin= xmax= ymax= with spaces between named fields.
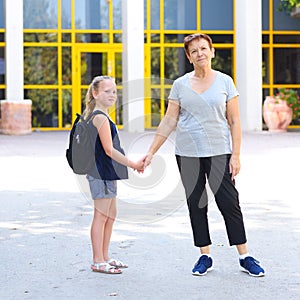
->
xmin=263 ymin=96 xmax=293 ymax=132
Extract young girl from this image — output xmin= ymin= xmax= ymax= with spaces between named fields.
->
xmin=84 ymin=75 xmax=144 ymax=274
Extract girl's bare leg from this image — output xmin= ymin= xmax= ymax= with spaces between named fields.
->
xmin=103 ymin=197 xmax=117 ymax=261
xmin=91 ymin=198 xmax=113 ymax=263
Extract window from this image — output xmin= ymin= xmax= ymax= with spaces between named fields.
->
xmin=164 ymin=0 xmax=197 ymax=30
xmin=62 ymin=0 xmax=72 ymax=29
xmin=0 ymin=0 xmax=4 ymax=28
xmin=262 ymin=0 xmax=269 ymax=30
xmin=201 ymin=0 xmax=233 ymax=30
xmin=0 ymin=47 xmax=4 ymax=84
xmin=25 ymin=89 xmax=58 ymax=127
xmin=75 ymin=0 xmax=109 ymax=29
xmin=273 ymin=0 xmax=300 ymax=31
xmin=113 ymin=0 xmax=122 ymax=29
xmin=274 ymin=48 xmax=300 ymax=84
xmin=150 ymin=0 xmax=160 ymax=30
xmin=24 ymin=47 xmax=58 ymax=85
xmin=24 ymin=0 xmax=58 ymax=29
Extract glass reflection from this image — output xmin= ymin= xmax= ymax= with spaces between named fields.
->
xmin=115 ymin=52 xmax=122 ymax=84
xmin=212 ymin=49 xmax=232 ymax=77
xmin=24 ymin=0 xmax=58 ymax=29
xmin=151 ymin=0 xmax=160 ymax=30
xmin=262 ymin=49 xmax=269 ymax=84
xmin=62 ymin=47 xmax=72 ymax=85
xmin=115 ymin=88 xmax=123 ymax=125
xmin=24 ymin=33 xmax=57 ymax=43
xmin=81 ymin=52 xmax=108 ymax=85
xmin=164 ymin=47 xmax=191 ymax=80
xmin=113 ymin=0 xmax=122 ymax=29
xmin=151 ymin=47 xmax=161 ymax=84
xmin=151 ymin=89 xmax=161 ymax=127
xmin=0 ymin=0 xmax=4 ymax=28
xmin=274 ymin=49 xmax=300 ymax=84
xmin=0 ymin=47 xmax=4 ymax=84
xmin=24 ymin=47 xmax=58 ymax=85
xmin=75 ymin=0 xmax=109 ymax=29
xmin=164 ymin=0 xmax=196 ymax=30
xmin=25 ymin=89 xmax=58 ymax=127
xmin=63 ymin=89 xmax=72 ymax=127
xmin=62 ymin=0 xmax=72 ymax=29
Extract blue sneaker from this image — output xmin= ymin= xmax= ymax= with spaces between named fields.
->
xmin=192 ymin=255 xmax=213 ymax=276
xmin=239 ymin=256 xmax=265 ymax=277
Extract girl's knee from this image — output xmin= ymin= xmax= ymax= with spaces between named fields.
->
xmin=107 ymin=216 xmax=116 ymax=224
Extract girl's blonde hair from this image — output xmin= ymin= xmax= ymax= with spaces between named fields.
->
xmin=83 ymin=75 xmax=114 ymax=118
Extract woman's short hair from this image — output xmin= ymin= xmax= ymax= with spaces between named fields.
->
xmin=183 ymin=33 xmax=213 ymax=53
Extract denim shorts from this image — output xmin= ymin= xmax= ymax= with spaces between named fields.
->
xmin=86 ymin=175 xmax=117 ymax=199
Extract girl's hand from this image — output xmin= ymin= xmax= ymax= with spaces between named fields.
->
xmin=130 ymin=156 xmax=146 ymax=173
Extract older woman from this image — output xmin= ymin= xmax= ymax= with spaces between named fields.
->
xmin=144 ymin=33 xmax=265 ymax=277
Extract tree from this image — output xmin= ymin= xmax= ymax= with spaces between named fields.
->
xmin=277 ymin=0 xmax=300 ymax=13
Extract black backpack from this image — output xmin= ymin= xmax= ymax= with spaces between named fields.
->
xmin=66 ymin=111 xmax=101 ymax=175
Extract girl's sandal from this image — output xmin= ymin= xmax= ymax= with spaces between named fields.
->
xmin=91 ymin=262 xmax=122 ymax=274
xmin=106 ymin=258 xmax=128 ymax=268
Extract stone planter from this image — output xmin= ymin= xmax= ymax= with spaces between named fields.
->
xmin=263 ymin=96 xmax=293 ymax=132
xmin=0 ymin=100 xmax=32 ymax=135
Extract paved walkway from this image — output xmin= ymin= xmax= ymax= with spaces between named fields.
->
xmin=0 ymin=130 xmax=299 ymax=300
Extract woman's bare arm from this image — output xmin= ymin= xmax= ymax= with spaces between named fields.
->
xmin=144 ymin=100 xmax=180 ymax=167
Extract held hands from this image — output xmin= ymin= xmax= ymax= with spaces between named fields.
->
xmin=130 ymin=155 xmax=147 ymax=173
xmin=130 ymin=152 xmax=153 ymax=174
xmin=229 ymin=155 xmax=241 ymax=181
xmin=143 ymin=152 xmax=153 ymax=169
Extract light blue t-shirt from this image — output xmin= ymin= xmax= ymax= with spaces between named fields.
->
xmin=168 ymin=70 xmax=239 ymax=157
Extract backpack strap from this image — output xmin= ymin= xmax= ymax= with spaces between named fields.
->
xmin=86 ymin=110 xmax=108 ymax=123
xmin=86 ymin=110 xmax=110 ymax=195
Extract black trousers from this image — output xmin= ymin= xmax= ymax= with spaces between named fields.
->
xmin=176 ymin=154 xmax=247 ymax=248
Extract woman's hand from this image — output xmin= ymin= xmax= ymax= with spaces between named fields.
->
xmin=229 ymin=155 xmax=240 ymax=181
xmin=226 ymin=97 xmax=242 ymax=181
xmin=143 ymin=152 xmax=153 ymax=169
xmin=130 ymin=156 xmax=146 ymax=173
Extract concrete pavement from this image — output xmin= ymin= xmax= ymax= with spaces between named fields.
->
xmin=0 ymin=130 xmax=299 ymax=300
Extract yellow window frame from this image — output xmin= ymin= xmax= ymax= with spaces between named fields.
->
xmin=73 ymin=43 xmax=123 ymax=125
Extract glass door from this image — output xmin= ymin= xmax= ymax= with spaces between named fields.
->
xmin=73 ymin=45 xmax=123 ymax=125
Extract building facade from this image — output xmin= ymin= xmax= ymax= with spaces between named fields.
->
xmin=0 ymin=0 xmax=299 ymax=133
